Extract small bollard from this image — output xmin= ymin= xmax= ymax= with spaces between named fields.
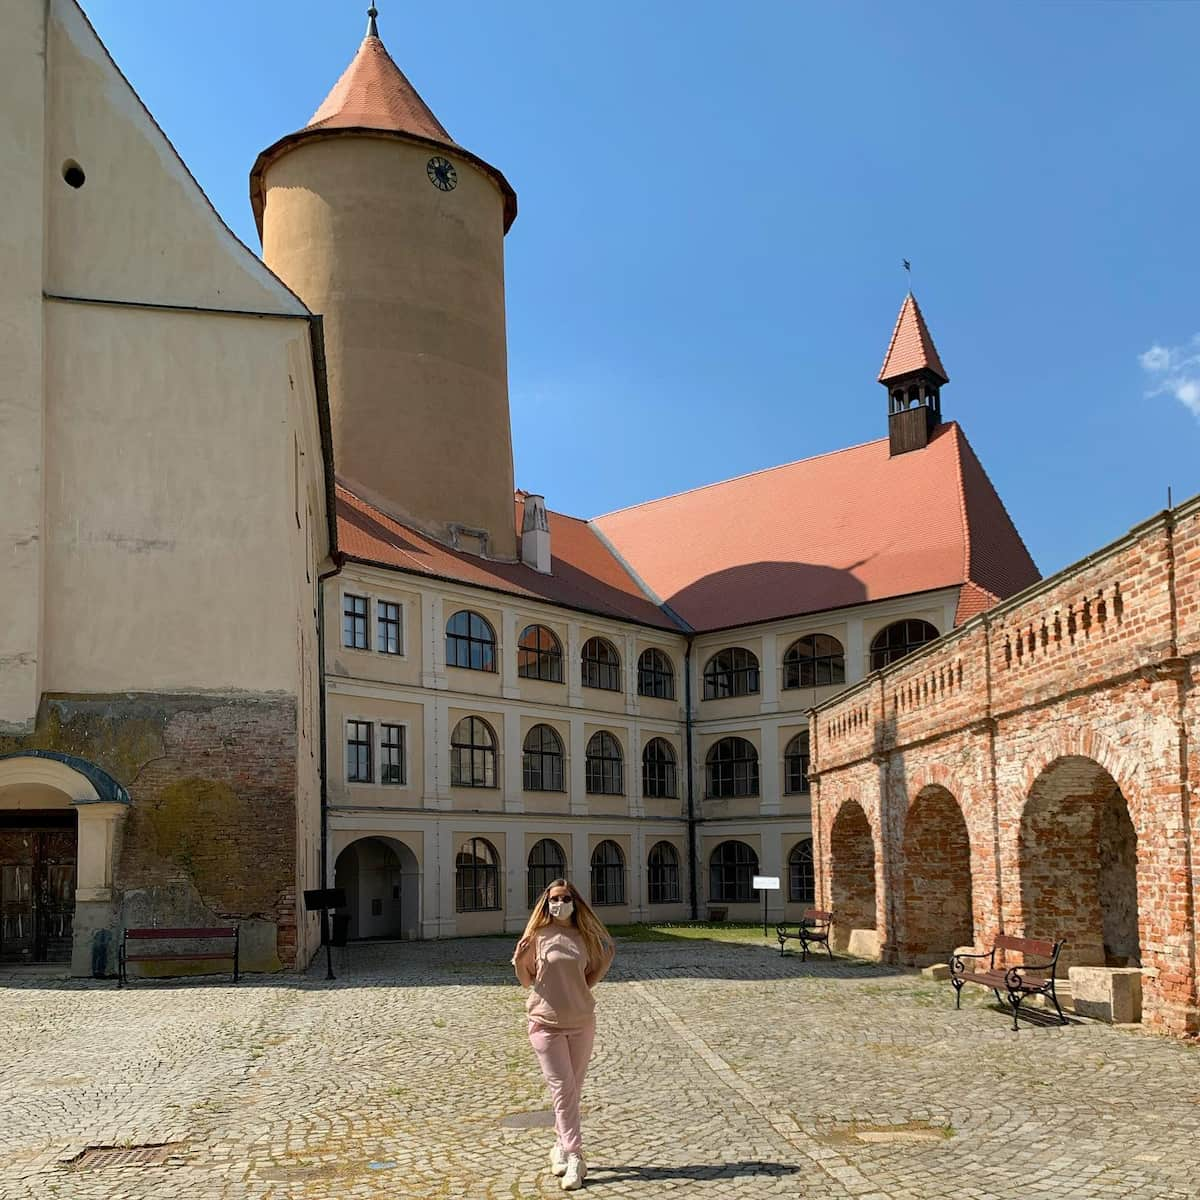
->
xmin=91 ymin=928 xmax=111 ymax=978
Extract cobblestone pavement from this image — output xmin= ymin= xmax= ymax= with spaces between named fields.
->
xmin=1 ymin=938 xmax=1198 ymax=1199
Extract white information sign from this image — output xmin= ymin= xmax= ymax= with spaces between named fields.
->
xmin=752 ymin=875 xmax=780 ymax=890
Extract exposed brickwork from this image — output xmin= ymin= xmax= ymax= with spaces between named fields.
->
xmin=829 ymin=801 xmax=875 ymax=951
xmin=811 ymin=500 xmax=1200 ymax=1035
xmin=0 ymin=693 xmax=301 ymax=969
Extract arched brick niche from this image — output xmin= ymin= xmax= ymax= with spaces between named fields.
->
xmin=830 ymin=800 xmax=876 ymax=954
xmin=900 ymin=785 xmax=974 ymax=967
xmin=1018 ymin=756 xmax=1140 ymax=970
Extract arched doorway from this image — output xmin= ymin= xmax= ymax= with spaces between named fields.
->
xmin=901 ymin=786 xmax=974 ymax=966
xmin=830 ymin=801 xmax=877 ymax=955
xmin=1019 ymin=756 xmax=1140 ymax=968
xmin=334 ymin=837 xmax=420 ymax=941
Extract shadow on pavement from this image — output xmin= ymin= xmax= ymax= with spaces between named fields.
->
xmin=589 ymin=1160 xmax=803 ymax=1183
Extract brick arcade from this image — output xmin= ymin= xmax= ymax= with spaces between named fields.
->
xmin=810 ymin=497 xmax=1200 ymax=1034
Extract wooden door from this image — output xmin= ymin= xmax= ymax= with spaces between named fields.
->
xmin=0 ymin=821 xmax=76 ymax=964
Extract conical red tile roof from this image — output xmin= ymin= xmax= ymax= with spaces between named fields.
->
xmin=878 ymin=293 xmax=949 ymax=384
xmin=306 ymin=29 xmax=454 ymax=144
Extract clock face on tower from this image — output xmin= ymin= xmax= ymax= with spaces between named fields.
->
xmin=426 ymin=156 xmax=458 ymax=192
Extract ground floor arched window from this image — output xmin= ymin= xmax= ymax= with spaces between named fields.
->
xmin=456 ymin=837 xmax=500 ymax=912
xmin=647 ymin=840 xmax=680 ymax=904
xmin=709 ymin=840 xmax=759 ymax=903
xmin=527 ymin=838 xmax=566 ymax=906
xmin=788 ymin=838 xmax=815 ymax=904
xmin=591 ymin=839 xmax=626 ymax=906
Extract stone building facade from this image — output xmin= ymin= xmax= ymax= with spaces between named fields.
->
xmin=809 ymin=496 xmax=1200 ymax=1035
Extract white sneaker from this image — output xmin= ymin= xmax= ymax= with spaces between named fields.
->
xmin=549 ymin=1141 xmax=568 ymax=1177
xmin=561 ymin=1153 xmax=586 ymax=1191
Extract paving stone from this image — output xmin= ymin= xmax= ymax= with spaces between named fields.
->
xmin=0 ymin=938 xmax=1197 ymax=1198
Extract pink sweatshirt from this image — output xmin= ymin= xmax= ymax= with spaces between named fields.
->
xmin=514 ymin=924 xmax=615 ymax=1029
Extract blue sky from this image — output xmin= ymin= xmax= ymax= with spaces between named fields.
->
xmin=84 ymin=0 xmax=1199 ymax=578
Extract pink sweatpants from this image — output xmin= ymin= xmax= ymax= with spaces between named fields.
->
xmin=528 ymin=1018 xmax=596 ymax=1155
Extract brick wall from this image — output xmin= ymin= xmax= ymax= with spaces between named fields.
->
xmin=810 ymin=499 xmax=1200 ymax=1035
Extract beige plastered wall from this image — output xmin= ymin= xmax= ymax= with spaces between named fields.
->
xmin=261 ymin=135 xmax=517 ymax=559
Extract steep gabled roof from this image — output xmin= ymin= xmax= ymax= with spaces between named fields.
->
xmin=337 ymin=486 xmax=677 ymax=630
xmin=591 ymin=423 xmax=1038 ymax=631
xmin=306 ymin=24 xmax=455 ymax=143
xmin=879 ymin=293 xmax=949 ymax=384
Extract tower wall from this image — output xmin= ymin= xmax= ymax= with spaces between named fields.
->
xmin=261 ymin=135 xmax=517 ymax=559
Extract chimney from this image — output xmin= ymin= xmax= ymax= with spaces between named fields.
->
xmin=521 ymin=494 xmax=552 ymax=574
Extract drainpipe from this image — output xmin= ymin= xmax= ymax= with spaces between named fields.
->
xmin=317 ymin=555 xmax=345 ymax=900
xmin=684 ymin=637 xmax=698 ymax=919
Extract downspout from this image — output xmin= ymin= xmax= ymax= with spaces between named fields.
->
xmin=684 ymin=637 xmax=698 ymax=919
xmin=317 ymin=555 xmax=345 ymax=897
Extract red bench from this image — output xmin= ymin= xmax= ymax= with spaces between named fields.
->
xmin=950 ymin=934 xmax=1066 ymax=1031
xmin=118 ymin=926 xmax=240 ymax=987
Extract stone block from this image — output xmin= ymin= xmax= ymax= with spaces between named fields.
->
xmin=846 ymin=928 xmax=881 ymax=960
xmin=922 ymin=963 xmax=950 ymax=980
xmin=1069 ymin=966 xmax=1143 ymax=1024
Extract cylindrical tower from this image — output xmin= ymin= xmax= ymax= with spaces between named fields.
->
xmin=251 ymin=8 xmax=519 ymax=559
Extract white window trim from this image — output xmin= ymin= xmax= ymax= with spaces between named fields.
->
xmin=344 ymin=714 xmax=375 ymax=786
xmin=377 ymin=719 xmax=411 ymax=791
xmin=373 ymin=593 xmax=409 ymax=659
xmin=339 ymin=588 xmax=372 ymax=653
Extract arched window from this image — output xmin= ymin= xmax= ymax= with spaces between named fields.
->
xmin=585 ymin=731 xmax=624 ymax=795
xmin=522 ymin=724 xmax=564 ymax=792
xmin=456 ymin=837 xmax=500 ymax=911
xmin=869 ymin=619 xmax=939 ymax=670
xmin=518 ymin=624 xmax=563 ymax=683
xmin=581 ymin=637 xmax=621 ymax=691
xmin=446 ymin=610 xmax=497 ymax=672
xmin=782 ymin=635 xmax=846 ymax=689
xmin=789 ymin=839 xmax=815 ymax=904
xmin=710 ymin=840 xmax=759 ymax=903
xmin=706 ymin=737 xmax=759 ymax=798
xmin=590 ymin=839 xmax=626 ymax=905
xmin=702 ymin=648 xmax=760 ymax=699
xmin=784 ymin=731 xmax=811 ymax=795
xmin=527 ymin=838 xmax=566 ymax=906
xmin=642 ymin=737 xmax=677 ymax=799
xmin=647 ymin=841 xmax=680 ymax=904
xmin=637 ymin=648 xmax=675 ymax=700
xmin=450 ymin=716 xmax=497 ymax=788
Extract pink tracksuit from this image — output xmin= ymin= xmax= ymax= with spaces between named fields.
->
xmin=515 ymin=924 xmax=614 ymax=1155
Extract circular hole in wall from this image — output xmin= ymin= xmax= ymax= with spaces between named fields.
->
xmin=62 ymin=160 xmax=86 ymax=188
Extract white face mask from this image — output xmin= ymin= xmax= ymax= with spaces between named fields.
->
xmin=548 ymin=898 xmax=574 ymax=920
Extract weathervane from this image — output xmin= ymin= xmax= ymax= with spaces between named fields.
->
xmin=902 ymin=258 xmax=913 ymax=294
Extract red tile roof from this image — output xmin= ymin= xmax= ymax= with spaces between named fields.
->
xmin=591 ymin=423 xmax=1038 ymax=631
xmin=337 ymin=486 xmax=677 ymax=630
xmin=306 ymin=29 xmax=454 ymax=143
xmin=337 ymin=424 xmax=1037 ymax=635
xmin=878 ymin=293 xmax=949 ymax=384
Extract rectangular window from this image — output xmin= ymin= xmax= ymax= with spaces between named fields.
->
xmin=343 ymin=594 xmax=369 ymax=650
xmin=347 ymin=720 xmax=372 ymax=783
xmin=381 ymin=724 xmax=406 ymax=785
xmin=377 ymin=601 xmax=402 ymax=655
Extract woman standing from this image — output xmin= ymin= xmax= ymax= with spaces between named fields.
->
xmin=512 ymin=878 xmax=616 ymax=1191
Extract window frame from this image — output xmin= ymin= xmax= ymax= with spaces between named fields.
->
xmin=581 ymin=636 xmax=622 ymax=692
xmin=782 ymin=634 xmax=846 ymax=690
xmin=376 ymin=598 xmax=404 ymax=657
xmin=379 ymin=722 xmax=407 ymax=787
xmin=517 ymin=624 xmax=564 ymax=683
xmin=642 ymin=737 xmax=678 ymax=799
xmin=342 ymin=592 xmax=370 ymax=651
xmin=590 ymin=839 xmax=626 ymax=906
xmin=527 ymin=838 xmax=567 ymax=907
xmin=585 ymin=730 xmax=624 ymax=795
xmin=446 ymin=609 xmax=498 ymax=673
xmin=705 ymin=736 xmax=760 ymax=799
xmin=647 ymin=840 xmax=681 ymax=904
xmin=637 ymin=648 xmax=676 ymax=700
xmin=784 ymin=730 xmax=811 ymax=795
xmin=450 ymin=715 xmax=499 ymax=789
xmin=869 ymin=619 xmax=940 ymax=671
xmin=709 ymin=840 xmax=760 ymax=903
xmin=702 ymin=647 xmax=760 ymax=700
xmin=522 ymin=723 xmax=565 ymax=792
xmin=346 ymin=718 xmax=373 ymax=783
xmin=788 ymin=838 xmax=815 ymax=904
xmin=456 ymin=837 xmax=501 ymax=912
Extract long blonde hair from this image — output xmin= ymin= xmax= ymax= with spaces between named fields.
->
xmin=519 ymin=878 xmax=613 ymax=968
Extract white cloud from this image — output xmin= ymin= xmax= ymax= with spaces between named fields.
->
xmin=1139 ymin=334 xmax=1200 ymax=419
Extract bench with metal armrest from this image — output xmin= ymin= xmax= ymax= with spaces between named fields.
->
xmin=950 ymin=934 xmax=1066 ymax=1031
xmin=776 ymin=908 xmax=834 ymax=961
